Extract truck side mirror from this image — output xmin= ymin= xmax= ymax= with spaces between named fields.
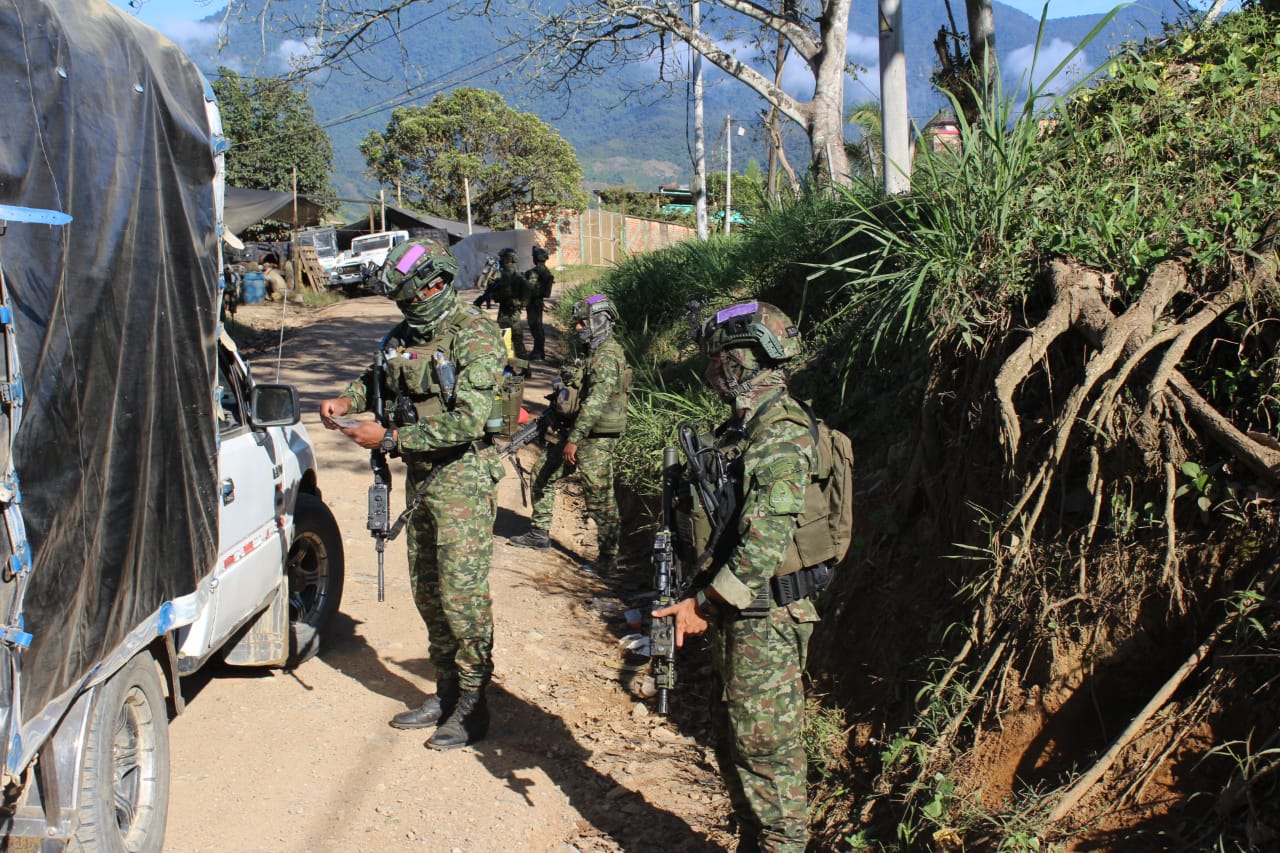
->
xmin=249 ymin=384 xmax=301 ymax=428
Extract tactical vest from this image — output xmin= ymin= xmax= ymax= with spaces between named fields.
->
xmin=553 ymin=344 xmax=633 ymax=435
xmin=382 ymin=307 xmax=488 ymax=424
xmin=680 ymin=397 xmax=853 ymax=578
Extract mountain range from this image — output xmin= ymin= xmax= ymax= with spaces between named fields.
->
xmin=168 ymin=0 xmax=1194 ymax=204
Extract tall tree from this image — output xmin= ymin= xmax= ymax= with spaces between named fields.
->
xmin=359 ymin=88 xmax=586 ymax=228
xmin=266 ymin=0 xmax=855 ymax=189
xmin=212 ymin=67 xmax=336 ymax=225
xmin=520 ymin=0 xmax=854 ymax=187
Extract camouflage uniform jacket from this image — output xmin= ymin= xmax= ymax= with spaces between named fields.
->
xmin=339 ymin=304 xmax=504 ymax=456
xmin=566 ymin=335 xmax=630 ymax=445
xmin=705 ymin=388 xmax=817 ymax=611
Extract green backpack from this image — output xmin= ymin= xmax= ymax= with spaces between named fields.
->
xmin=782 ymin=403 xmax=855 ymax=574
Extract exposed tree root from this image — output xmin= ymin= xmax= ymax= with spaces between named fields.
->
xmin=1047 ymin=563 xmax=1277 ymax=824
xmin=998 ymin=256 xmax=1280 ymax=565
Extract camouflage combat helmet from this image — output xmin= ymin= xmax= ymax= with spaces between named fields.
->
xmin=698 ymin=301 xmax=800 ymax=364
xmin=379 ymin=240 xmax=458 ymax=301
xmin=572 ymin=293 xmax=618 ymax=350
xmin=531 ymin=246 xmax=549 ymax=263
xmin=378 ymin=240 xmax=459 ymax=334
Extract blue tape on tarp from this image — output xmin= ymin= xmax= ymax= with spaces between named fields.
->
xmin=0 ymin=204 xmax=72 ymax=226
xmin=1 ymin=625 xmax=32 ymax=648
xmin=157 ymin=601 xmax=175 ymax=633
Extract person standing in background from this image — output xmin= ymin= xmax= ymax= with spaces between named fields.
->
xmin=524 ymin=246 xmax=554 ymax=361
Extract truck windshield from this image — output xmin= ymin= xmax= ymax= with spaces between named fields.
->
xmin=299 ymin=230 xmax=338 ymax=259
xmin=353 ymin=235 xmax=392 ymax=253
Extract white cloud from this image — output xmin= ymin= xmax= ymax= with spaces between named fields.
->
xmin=847 ymin=31 xmax=878 ymax=65
xmin=153 ymin=18 xmax=218 ymax=54
xmin=1003 ymin=38 xmax=1093 ymax=97
xmin=276 ymin=37 xmax=319 ymax=71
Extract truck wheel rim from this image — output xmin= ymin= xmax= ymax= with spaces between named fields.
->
xmin=113 ymin=685 xmax=160 ymax=847
xmin=287 ymin=530 xmax=330 ymax=624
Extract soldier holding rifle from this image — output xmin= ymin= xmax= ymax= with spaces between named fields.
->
xmin=319 ymin=240 xmax=506 ymax=751
xmin=653 ymin=301 xmax=823 ymax=853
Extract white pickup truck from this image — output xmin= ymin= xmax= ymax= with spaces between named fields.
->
xmin=0 ymin=2 xmax=344 ymax=850
xmin=330 ymin=229 xmax=410 ymax=293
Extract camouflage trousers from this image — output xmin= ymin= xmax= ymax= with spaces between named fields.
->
xmin=710 ymin=598 xmax=819 ymax=853
xmin=526 ymin=436 xmax=620 ymax=559
xmin=404 ymin=447 xmax=503 ymax=692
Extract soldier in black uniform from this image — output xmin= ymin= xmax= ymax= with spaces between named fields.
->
xmin=524 ymin=246 xmax=554 ymax=361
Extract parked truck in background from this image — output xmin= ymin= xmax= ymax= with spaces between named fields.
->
xmin=0 ymin=1 xmax=344 ymax=849
xmin=329 ymin=229 xmax=410 ymax=293
xmin=296 ymin=225 xmax=341 ymax=276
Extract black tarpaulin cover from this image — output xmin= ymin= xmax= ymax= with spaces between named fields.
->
xmin=0 ymin=0 xmax=219 ymax=728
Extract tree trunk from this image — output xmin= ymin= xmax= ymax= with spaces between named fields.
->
xmin=966 ymin=0 xmax=996 ymax=109
xmin=810 ymin=0 xmax=852 ymax=184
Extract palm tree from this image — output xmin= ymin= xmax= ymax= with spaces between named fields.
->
xmin=846 ymin=101 xmax=883 ymax=181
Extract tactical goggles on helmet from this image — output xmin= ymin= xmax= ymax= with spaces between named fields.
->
xmin=699 ymin=301 xmax=800 ymax=361
xmin=378 ymin=241 xmax=457 ymax=302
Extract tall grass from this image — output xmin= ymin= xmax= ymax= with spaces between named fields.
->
xmin=816 ymin=8 xmax=1123 ymax=361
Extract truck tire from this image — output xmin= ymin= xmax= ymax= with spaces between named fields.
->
xmin=288 ymin=493 xmax=345 ymax=649
xmin=71 ymin=653 xmax=169 ymax=853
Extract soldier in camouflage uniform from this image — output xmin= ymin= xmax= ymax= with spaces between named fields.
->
xmin=654 ymin=302 xmax=821 ymax=852
xmin=508 ymin=294 xmax=632 ymax=574
xmin=493 ymin=247 xmax=528 ymax=359
xmin=319 ymin=240 xmax=506 ymax=751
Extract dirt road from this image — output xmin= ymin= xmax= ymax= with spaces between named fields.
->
xmin=164 ymin=296 xmax=731 ymax=852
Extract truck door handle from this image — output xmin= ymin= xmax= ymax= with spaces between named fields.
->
xmin=222 ymin=478 xmax=235 ymax=505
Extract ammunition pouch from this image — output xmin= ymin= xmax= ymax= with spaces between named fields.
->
xmin=487 ymin=358 xmax=527 ymax=437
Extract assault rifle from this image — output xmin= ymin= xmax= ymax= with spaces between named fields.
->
xmin=366 ymin=334 xmax=452 ymax=602
xmin=649 ymin=446 xmax=684 ymax=715
xmin=678 ymin=420 xmax=740 ymax=573
xmin=471 ymin=255 xmax=501 ymax=308
xmin=367 ymin=344 xmax=393 ymax=602
xmin=498 ymin=388 xmax=562 ymax=506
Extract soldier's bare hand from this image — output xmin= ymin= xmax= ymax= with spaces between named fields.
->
xmin=563 ymin=441 xmax=578 ymax=466
xmin=652 ymin=597 xmax=708 ymax=648
xmin=346 ymin=421 xmax=388 ymax=449
xmin=318 ymin=397 xmax=351 ymax=428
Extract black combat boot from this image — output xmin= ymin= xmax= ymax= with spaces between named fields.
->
xmin=389 ymin=677 xmax=459 ymax=730
xmin=425 ymin=687 xmax=490 ymax=750
xmin=578 ymin=554 xmax=618 ymax=575
xmin=508 ymin=527 xmax=550 ymax=549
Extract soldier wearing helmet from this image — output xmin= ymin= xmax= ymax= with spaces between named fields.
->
xmin=654 ymin=300 xmax=821 ymax=852
xmin=508 ymin=293 xmax=633 ymax=575
xmin=523 ymin=246 xmax=554 ymax=361
xmin=319 ymin=239 xmax=506 ymax=750
xmin=492 ymin=247 xmax=529 ymax=359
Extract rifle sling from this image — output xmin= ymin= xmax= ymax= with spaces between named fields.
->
xmin=385 ymin=442 xmax=476 ymax=540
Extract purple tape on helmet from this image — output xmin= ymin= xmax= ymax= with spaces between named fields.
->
xmin=396 ymin=243 xmax=428 ymax=274
xmin=716 ymin=302 xmax=758 ymax=324
xmin=586 ymin=294 xmax=607 ymax=305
